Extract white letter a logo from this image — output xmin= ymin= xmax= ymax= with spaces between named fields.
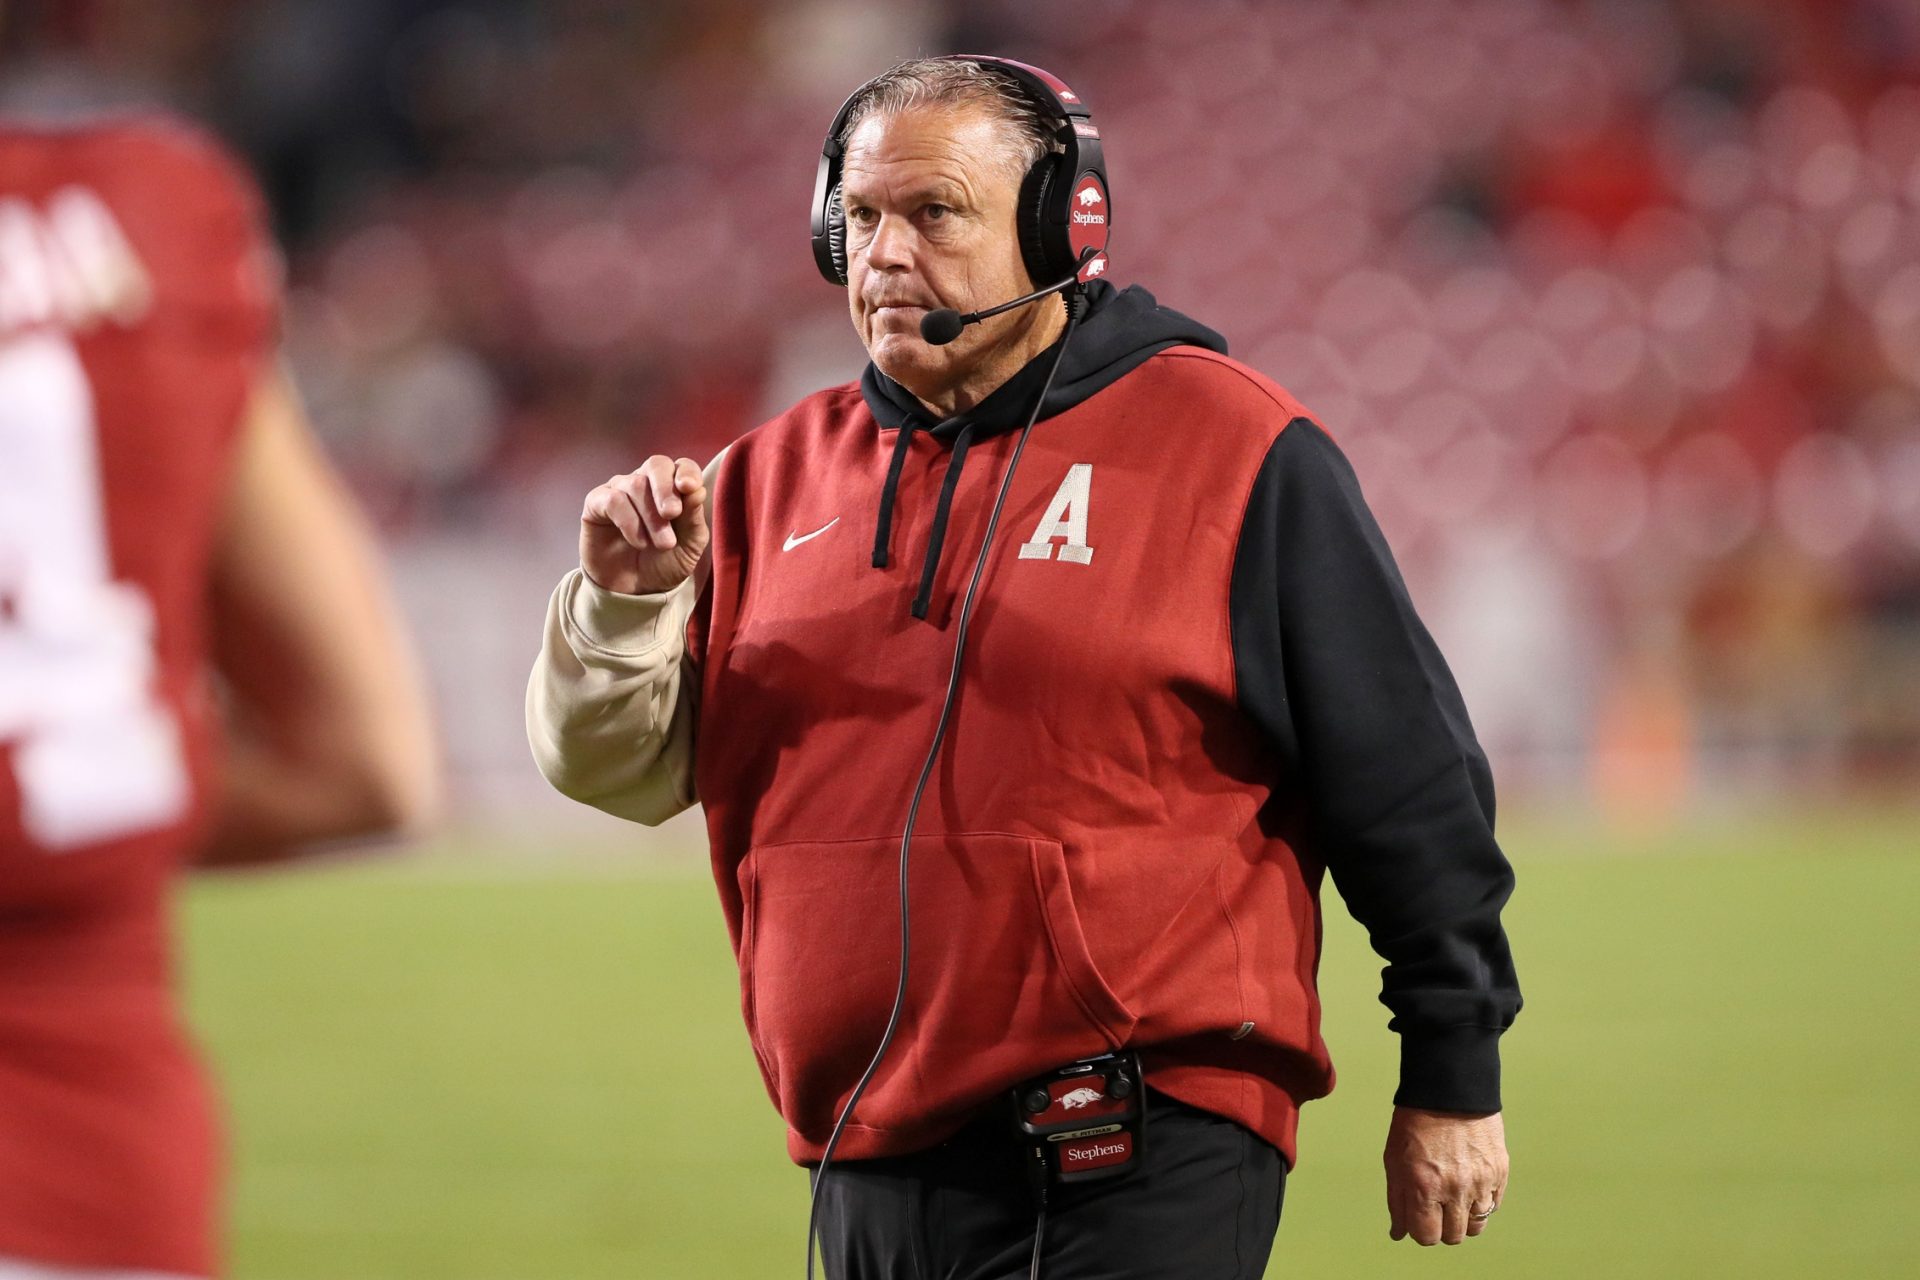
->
xmin=1018 ymin=463 xmax=1094 ymax=564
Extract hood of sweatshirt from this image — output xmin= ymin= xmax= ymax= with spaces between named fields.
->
xmin=859 ymin=280 xmax=1227 ymax=618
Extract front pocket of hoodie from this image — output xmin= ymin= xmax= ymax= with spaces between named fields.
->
xmin=737 ymin=832 xmax=1138 ymax=1142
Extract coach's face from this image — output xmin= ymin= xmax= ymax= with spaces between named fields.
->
xmin=841 ymin=104 xmax=1054 ymax=415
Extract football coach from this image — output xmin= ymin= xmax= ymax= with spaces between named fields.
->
xmin=528 ymin=55 xmax=1521 ymax=1278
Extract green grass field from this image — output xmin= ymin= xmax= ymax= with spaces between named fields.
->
xmin=182 ymin=810 xmax=1920 ymax=1278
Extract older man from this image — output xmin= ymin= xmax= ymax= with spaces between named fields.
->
xmin=529 ymin=56 xmax=1520 ymax=1278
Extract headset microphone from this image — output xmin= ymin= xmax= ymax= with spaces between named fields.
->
xmin=919 ymin=249 xmax=1096 ymax=346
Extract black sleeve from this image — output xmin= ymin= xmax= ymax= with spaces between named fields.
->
xmin=1229 ymin=417 xmax=1522 ymax=1114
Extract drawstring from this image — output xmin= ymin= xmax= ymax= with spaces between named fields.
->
xmin=868 ymin=413 xmax=976 ymax=621
xmin=911 ymin=421 xmax=978 ymax=620
xmin=872 ymin=420 xmax=920 ymax=568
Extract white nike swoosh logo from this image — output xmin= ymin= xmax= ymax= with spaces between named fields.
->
xmin=782 ymin=517 xmax=840 ymax=552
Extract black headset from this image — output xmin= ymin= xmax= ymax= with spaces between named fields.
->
xmin=809 ymin=54 xmax=1112 ymax=292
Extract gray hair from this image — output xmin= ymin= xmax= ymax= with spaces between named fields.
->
xmin=835 ymin=57 xmax=1057 ymax=185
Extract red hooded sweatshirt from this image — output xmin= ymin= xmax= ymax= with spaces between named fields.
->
xmin=529 ymin=280 xmax=1521 ymax=1168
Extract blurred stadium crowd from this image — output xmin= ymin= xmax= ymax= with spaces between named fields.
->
xmin=4 ymin=0 xmax=1917 ymax=821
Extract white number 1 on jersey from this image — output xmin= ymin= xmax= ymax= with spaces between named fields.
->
xmin=0 ymin=332 xmax=190 ymax=850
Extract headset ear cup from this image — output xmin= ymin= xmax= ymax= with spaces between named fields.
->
xmin=825 ymin=181 xmax=849 ymax=285
xmin=1017 ymin=161 xmax=1057 ymax=287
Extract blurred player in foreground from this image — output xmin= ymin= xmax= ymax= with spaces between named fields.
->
xmin=0 ymin=109 xmax=438 ymax=1277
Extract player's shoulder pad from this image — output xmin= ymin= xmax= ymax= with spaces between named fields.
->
xmin=98 ymin=113 xmax=249 ymax=173
xmin=92 ymin=113 xmax=266 ymax=216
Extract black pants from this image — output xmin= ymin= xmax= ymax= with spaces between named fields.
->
xmin=815 ymin=1095 xmax=1286 ymax=1279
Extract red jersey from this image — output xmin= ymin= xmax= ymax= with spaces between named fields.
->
xmin=0 ymin=116 xmax=276 ymax=1276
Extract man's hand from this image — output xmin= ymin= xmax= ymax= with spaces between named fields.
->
xmin=1384 ymin=1106 xmax=1508 ymax=1245
xmin=581 ymin=456 xmax=710 ymax=595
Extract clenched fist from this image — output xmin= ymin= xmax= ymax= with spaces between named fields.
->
xmin=580 ymin=456 xmax=710 ymax=596
xmin=1384 ymin=1107 xmax=1508 ymax=1246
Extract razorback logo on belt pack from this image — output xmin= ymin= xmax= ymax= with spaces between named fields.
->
xmin=1013 ymin=1051 xmax=1146 ymax=1186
